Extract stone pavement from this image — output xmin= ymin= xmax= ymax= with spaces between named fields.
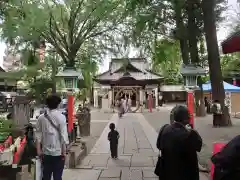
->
xmin=63 ymin=113 xmax=208 ymax=180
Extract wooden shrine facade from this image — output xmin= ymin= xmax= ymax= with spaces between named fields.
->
xmin=93 ymin=58 xmax=163 ymax=111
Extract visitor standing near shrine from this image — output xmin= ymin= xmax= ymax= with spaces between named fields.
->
xmin=36 ymin=95 xmax=69 ymax=180
xmin=155 ymin=105 xmax=202 ymax=180
xmin=211 ymin=100 xmax=222 ymax=126
xmin=116 ymin=99 xmax=122 ymax=118
xmin=127 ymin=97 xmax=132 ymax=112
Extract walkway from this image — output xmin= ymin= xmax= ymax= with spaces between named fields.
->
xmin=63 ymin=113 xmax=208 ymax=180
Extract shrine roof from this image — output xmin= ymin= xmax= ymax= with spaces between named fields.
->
xmin=95 ymin=71 xmax=163 ymax=81
xmin=95 ymin=57 xmax=163 ymax=82
xmin=109 ymin=58 xmax=149 ymax=73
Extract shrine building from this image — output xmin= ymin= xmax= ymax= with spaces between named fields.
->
xmin=93 ymin=58 xmax=163 ymax=111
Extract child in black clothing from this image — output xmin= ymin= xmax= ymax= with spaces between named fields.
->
xmin=108 ymin=123 xmax=120 ymax=159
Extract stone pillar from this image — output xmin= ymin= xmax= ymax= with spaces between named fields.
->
xmin=139 ymin=89 xmax=143 ymax=105
xmin=93 ymin=89 xmax=98 ymax=108
xmin=143 ymin=89 xmax=146 ymax=107
xmin=108 ymin=89 xmax=112 ymax=108
xmin=155 ymin=88 xmax=158 ymax=107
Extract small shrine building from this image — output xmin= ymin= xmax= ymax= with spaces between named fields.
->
xmin=93 ymin=58 xmax=163 ymax=111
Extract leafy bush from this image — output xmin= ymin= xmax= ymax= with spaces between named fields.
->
xmin=0 ymin=117 xmax=15 ymax=142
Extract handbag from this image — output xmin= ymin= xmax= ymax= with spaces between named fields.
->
xmin=154 ymin=154 xmax=164 ymax=177
xmin=154 ymin=124 xmax=169 ymax=177
xmin=35 ymin=158 xmax=43 ymax=180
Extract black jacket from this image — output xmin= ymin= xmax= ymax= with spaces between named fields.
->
xmin=211 ymin=135 xmax=240 ymax=180
xmin=156 ymin=123 xmax=202 ymax=180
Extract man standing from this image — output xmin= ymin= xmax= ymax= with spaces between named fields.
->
xmin=156 ymin=105 xmax=202 ymax=180
xmin=36 ymin=95 xmax=69 ymax=180
xmin=211 ymin=100 xmax=222 ymax=127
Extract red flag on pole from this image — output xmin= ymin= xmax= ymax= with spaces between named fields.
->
xmin=67 ymin=95 xmax=74 ymax=132
xmin=187 ymin=91 xmax=194 ymax=128
xmin=148 ymin=93 xmax=153 ymax=113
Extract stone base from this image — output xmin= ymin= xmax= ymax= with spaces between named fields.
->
xmin=65 ymin=140 xmax=87 ymax=169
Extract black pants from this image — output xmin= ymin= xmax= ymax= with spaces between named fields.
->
xmin=110 ymin=143 xmax=118 ymax=158
xmin=213 ymin=114 xmax=222 ymax=126
xmin=42 ymin=155 xmax=65 ymax=180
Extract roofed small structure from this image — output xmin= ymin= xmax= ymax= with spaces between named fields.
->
xmin=95 ymin=58 xmax=163 ymax=86
xmin=93 ymin=58 xmax=163 ymax=111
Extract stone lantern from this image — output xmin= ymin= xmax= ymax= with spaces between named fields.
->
xmin=56 ymin=68 xmax=83 ymax=143
xmin=56 ymin=67 xmax=83 ymax=93
xmin=180 ymin=64 xmax=207 ymax=89
xmin=180 ymin=64 xmax=207 ymax=128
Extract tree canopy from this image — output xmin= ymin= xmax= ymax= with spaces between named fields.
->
xmin=1 ymin=0 xmax=127 ymax=67
xmin=152 ymin=38 xmax=182 ymax=85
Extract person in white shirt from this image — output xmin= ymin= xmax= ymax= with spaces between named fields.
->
xmin=36 ymin=95 xmax=69 ymax=180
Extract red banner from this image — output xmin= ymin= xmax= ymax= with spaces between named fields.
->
xmin=211 ymin=142 xmax=226 ymax=180
xmin=148 ymin=94 xmax=153 ymax=113
xmin=13 ymin=136 xmax=27 ymax=164
xmin=187 ymin=91 xmax=194 ymax=128
xmin=0 ymin=136 xmax=13 ymax=152
xmin=68 ymin=95 xmax=74 ymax=132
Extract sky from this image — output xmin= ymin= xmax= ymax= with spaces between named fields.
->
xmin=0 ymin=0 xmax=238 ymax=73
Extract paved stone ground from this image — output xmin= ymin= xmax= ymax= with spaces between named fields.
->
xmin=143 ymin=106 xmax=240 ymax=170
xmin=63 ymin=113 xmax=208 ymax=180
xmin=84 ymin=111 xmax=113 ymax=153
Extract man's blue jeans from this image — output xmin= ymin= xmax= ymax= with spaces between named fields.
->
xmin=42 ymin=155 xmax=65 ymax=180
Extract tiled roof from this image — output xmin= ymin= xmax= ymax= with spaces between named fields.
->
xmin=96 ymin=58 xmax=162 ymax=81
xmin=56 ymin=69 xmax=83 ymax=79
xmin=110 ymin=58 xmax=147 ymax=73
xmin=96 ymin=71 xmax=162 ymax=80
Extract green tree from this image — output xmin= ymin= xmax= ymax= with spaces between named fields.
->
xmin=152 ymin=38 xmax=182 ymax=85
xmin=1 ymin=0 xmax=126 ymax=68
xmin=221 ymin=53 xmax=240 ymax=76
xmin=202 ymin=0 xmax=231 ymax=126
xmin=75 ymin=49 xmax=99 ymax=102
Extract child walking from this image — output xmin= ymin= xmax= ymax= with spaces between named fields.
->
xmin=108 ymin=123 xmax=120 ymax=159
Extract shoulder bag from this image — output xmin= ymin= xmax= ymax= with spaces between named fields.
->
xmin=44 ymin=111 xmax=67 ymax=154
xmin=154 ymin=124 xmax=169 ymax=177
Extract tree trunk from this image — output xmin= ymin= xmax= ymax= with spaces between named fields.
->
xmin=51 ymin=52 xmax=58 ymax=94
xmin=173 ymin=0 xmax=189 ymax=64
xmin=187 ymin=0 xmax=199 ymax=64
xmin=202 ymin=0 xmax=231 ymax=126
xmin=187 ymin=0 xmax=207 ymax=115
xmin=196 ymin=77 xmax=206 ymax=117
